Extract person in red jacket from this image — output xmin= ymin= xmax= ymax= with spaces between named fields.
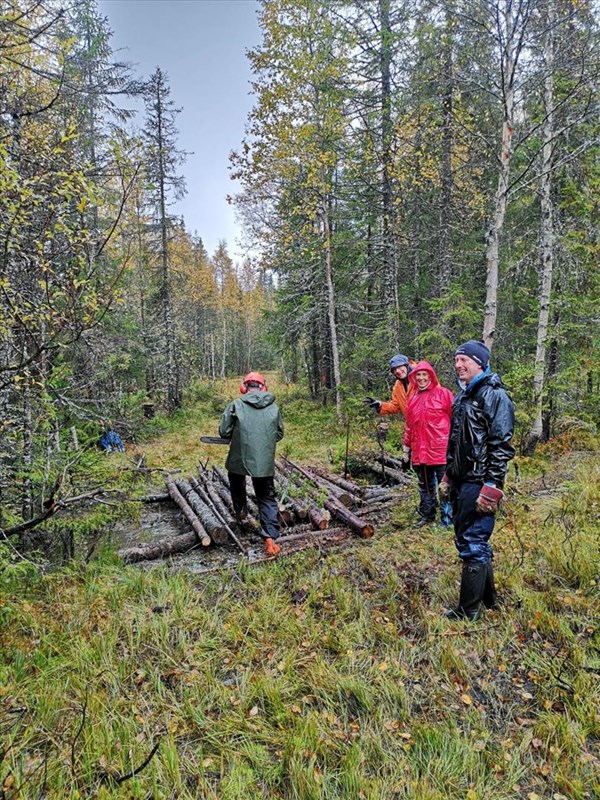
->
xmin=403 ymin=361 xmax=453 ymax=527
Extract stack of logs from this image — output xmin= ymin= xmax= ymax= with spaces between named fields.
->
xmin=119 ymin=454 xmax=409 ymax=564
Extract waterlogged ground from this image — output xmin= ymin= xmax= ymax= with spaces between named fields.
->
xmin=110 ymin=498 xmax=259 ymax=573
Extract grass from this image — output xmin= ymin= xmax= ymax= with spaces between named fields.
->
xmin=0 ymin=380 xmax=599 ymax=798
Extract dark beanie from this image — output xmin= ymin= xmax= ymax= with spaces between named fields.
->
xmin=455 ymin=340 xmax=490 ymax=369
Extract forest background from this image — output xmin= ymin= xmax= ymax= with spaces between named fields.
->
xmin=1 ymin=0 xmax=599 ymax=528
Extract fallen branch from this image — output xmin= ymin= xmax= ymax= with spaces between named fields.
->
xmin=99 ymin=740 xmax=161 ymax=787
xmin=4 ymin=489 xmax=119 ymax=536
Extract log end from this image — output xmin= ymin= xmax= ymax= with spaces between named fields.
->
xmin=360 ymin=525 xmax=375 ymax=538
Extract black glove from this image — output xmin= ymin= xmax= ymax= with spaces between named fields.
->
xmin=364 ymin=396 xmax=382 ymax=412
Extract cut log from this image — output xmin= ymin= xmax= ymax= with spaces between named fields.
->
xmin=274 ymin=474 xmax=306 ymax=522
xmin=310 ymin=467 xmax=366 ymax=497
xmin=323 ymin=496 xmax=375 ymax=538
xmin=365 ymin=461 xmax=411 ymax=486
xmin=139 ymin=492 xmax=171 ymax=504
xmin=192 ymin=475 xmax=236 ymax=528
xmin=308 ymin=504 xmax=330 ymax=530
xmin=277 ymin=526 xmax=348 ymax=545
xmin=166 ymin=482 xmax=211 ymax=546
xmin=282 ymin=457 xmax=375 ymax=537
xmin=119 ymin=532 xmax=200 ymax=564
xmin=308 ymin=473 xmax=354 ymax=507
xmin=277 ymin=504 xmax=294 ymax=526
xmin=185 ymin=475 xmax=248 ymax=556
xmin=171 ymin=480 xmax=227 ymax=545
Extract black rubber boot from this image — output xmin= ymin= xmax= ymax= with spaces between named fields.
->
xmin=445 ymin=562 xmax=486 ymax=621
xmin=482 ymin=563 xmax=499 ymax=610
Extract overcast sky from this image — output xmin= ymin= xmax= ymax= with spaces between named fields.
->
xmin=98 ymin=0 xmax=261 ymax=260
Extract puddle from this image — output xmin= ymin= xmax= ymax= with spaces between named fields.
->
xmin=110 ymin=500 xmax=285 ymax=573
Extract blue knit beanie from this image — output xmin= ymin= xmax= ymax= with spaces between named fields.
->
xmin=454 ymin=340 xmax=490 ymax=369
xmin=389 ymin=354 xmax=410 ymax=371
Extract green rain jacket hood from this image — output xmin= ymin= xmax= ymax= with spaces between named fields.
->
xmin=219 ymin=391 xmax=284 ymax=477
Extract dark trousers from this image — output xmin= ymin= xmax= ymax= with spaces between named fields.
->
xmin=228 ymin=473 xmax=280 ymax=541
xmin=451 ymin=481 xmax=495 ymax=564
xmin=415 ymin=464 xmax=452 ymax=526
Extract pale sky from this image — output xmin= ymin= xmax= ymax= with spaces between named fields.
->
xmin=98 ymin=0 xmax=261 ymax=260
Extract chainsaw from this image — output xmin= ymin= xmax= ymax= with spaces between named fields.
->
xmin=200 ymin=436 xmax=231 ymax=445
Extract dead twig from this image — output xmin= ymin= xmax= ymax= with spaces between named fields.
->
xmin=98 ymin=740 xmax=161 ymax=787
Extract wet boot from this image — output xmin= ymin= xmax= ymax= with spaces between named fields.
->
xmin=482 ymin=563 xmax=499 ymax=610
xmin=445 ymin=562 xmax=486 ymax=621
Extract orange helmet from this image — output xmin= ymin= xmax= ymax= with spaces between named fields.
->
xmin=240 ymin=371 xmax=267 ymax=394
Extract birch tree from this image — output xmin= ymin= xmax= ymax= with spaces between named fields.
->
xmin=481 ymin=0 xmax=533 ymax=350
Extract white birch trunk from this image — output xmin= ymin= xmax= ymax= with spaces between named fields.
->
xmin=526 ymin=5 xmax=555 ymax=452
xmin=322 ymin=208 xmax=343 ymax=422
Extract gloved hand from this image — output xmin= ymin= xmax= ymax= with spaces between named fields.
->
xmin=364 ymin=396 xmax=382 ymax=412
xmin=437 ymin=474 xmax=451 ymax=502
xmin=476 ymin=484 xmax=504 ymax=514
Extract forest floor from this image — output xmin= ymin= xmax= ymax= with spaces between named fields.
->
xmin=1 ymin=377 xmax=598 ymax=799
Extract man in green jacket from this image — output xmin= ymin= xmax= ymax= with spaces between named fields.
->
xmin=219 ymin=372 xmax=284 ymax=557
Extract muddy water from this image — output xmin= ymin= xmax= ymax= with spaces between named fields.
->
xmin=111 ymin=501 xmax=270 ymax=574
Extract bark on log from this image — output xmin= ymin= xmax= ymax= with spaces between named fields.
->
xmin=363 ymin=487 xmax=394 ymax=501
xmin=192 ymin=475 xmax=235 ymax=528
xmin=188 ymin=476 xmax=248 ymax=555
xmin=171 ymin=481 xmax=227 ymax=545
xmin=282 ymin=457 xmax=375 ymax=538
xmin=119 ymin=532 xmax=200 ymax=564
xmin=308 ymin=474 xmax=354 ymax=507
xmin=310 ymin=467 xmax=366 ymax=497
xmin=176 ymin=479 xmax=219 ymax=529
xmin=210 ymin=474 xmax=235 ymax=512
xmin=365 ymin=461 xmax=411 ymax=486
xmin=166 ymin=482 xmax=211 ymax=546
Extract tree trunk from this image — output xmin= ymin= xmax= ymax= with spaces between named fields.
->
xmin=322 ymin=205 xmax=343 ymax=422
xmin=483 ymin=0 xmax=529 ymax=349
xmin=439 ymin=0 xmax=454 ymax=288
xmin=379 ymin=0 xmax=398 ymax=319
xmin=524 ymin=3 xmax=555 ymax=454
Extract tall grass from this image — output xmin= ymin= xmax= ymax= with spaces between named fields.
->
xmin=1 ymin=386 xmax=598 ymax=798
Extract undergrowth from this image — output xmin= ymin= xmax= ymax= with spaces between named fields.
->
xmin=1 ymin=378 xmax=598 ymax=799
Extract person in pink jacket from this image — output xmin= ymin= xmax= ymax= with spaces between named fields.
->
xmin=403 ymin=361 xmax=453 ymax=527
